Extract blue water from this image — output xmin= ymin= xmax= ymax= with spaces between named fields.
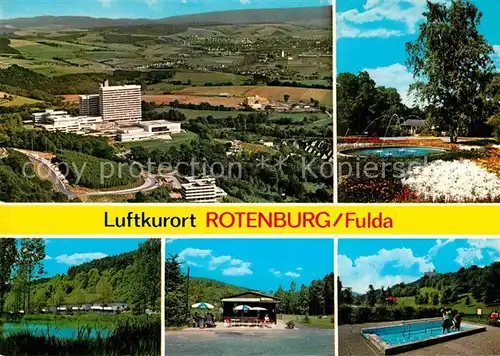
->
xmin=166 ymin=327 xmax=334 ymax=356
xmin=363 ymin=321 xmax=475 ymax=346
xmin=345 ymin=146 xmax=448 ymax=157
xmin=0 ymin=322 xmax=111 ymax=339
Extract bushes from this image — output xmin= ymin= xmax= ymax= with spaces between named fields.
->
xmin=338 ymin=305 xmax=442 ymax=325
xmin=338 ymin=177 xmax=403 ymax=203
xmin=0 ymin=150 xmax=68 ymax=202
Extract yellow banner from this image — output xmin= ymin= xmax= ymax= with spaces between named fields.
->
xmin=0 ymin=204 xmax=498 ymax=235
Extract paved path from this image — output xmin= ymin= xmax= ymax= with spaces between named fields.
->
xmin=339 ymin=321 xmax=500 ymax=356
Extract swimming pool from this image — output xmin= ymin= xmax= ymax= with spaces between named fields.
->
xmin=361 ymin=319 xmax=486 ymax=355
xmin=341 ymin=146 xmax=448 ymax=158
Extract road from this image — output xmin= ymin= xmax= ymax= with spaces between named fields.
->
xmin=82 ymin=173 xmax=159 ymax=196
xmin=15 ymin=149 xmax=161 ymax=198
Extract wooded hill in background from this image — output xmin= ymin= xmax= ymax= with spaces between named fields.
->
xmin=1 ymin=6 xmax=332 ymax=30
xmin=2 ymin=239 xmax=161 ymax=314
xmin=342 ymin=262 xmax=500 ymax=309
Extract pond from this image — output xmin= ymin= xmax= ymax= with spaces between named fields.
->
xmin=342 ymin=146 xmax=448 ymax=158
xmin=166 ymin=327 xmax=334 ymax=356
xmin=0 ymin=322 xmax=111 ymax=339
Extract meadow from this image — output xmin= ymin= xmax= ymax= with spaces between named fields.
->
xmin=0 ymin=91 xmax=40 ymax=106
xmin=281 ymin=314 xmax=334 ymax=329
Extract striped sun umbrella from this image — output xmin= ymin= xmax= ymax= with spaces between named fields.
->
xmin=233 ymin=305 xmax=251 ymax=321
xmin=191 ymin=302 xmax=214 ymax=310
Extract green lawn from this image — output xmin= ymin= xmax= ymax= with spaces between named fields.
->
xmin=119 ymin=131 xmax=198 ymax=150
xmin=394 ymin=292 xmax=499 ymax=316
xmin=0 ymin=92 xmax=40 ymax=106
xmin=281 ymin=314 xmax=333 ymax=329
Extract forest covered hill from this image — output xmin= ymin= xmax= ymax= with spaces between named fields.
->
xmin=2 ymin=239 xmax=161 ymax=314
xmin=2 ymin=6 xmax=332 ymax=29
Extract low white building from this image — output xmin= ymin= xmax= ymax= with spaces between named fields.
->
xmin=33 ymin=110 xmax=103 ymax=133
xmin=32 ymin=109 xmax=69 ymax=124
xmin=139 ymin=120 xmax=182 ymax=134
xmin=36 ymin=115 xmax=103 ymax=133
xmin=116 ymin=120 xmax=181 ymax=142
xmin=179 ymin=176 xmax=227 ymax=203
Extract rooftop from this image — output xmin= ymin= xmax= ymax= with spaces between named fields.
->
xmin=100 ymin=84 xmax=141 ymax=91
xmin=221 ymin=291 xmax=281 ymax=302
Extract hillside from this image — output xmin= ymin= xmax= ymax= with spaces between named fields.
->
xmin=353 ymin=262 xmax=500 ymax=311
xmin=2 ymin=239 xmax=161 ymax=313
xmin=2 ymin=6 xmax=332 ymax=29
xmin=188 ymin=277 xmax=250 ymax=306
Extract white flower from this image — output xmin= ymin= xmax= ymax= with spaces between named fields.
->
xmin=402 ymin=160 xmax=500 ymax=202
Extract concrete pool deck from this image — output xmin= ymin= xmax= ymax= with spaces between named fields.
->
xmin=340 ymin=321 xmax=500 ymax=356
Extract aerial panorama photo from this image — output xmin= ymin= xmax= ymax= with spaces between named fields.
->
xmin=0 ymin=0 xmax=333 ymax=204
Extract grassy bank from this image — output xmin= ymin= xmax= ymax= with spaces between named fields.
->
xmin=4 ymin=313 xmax=158 ymax=329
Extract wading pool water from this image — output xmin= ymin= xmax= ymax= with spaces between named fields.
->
xmin=361 ymin=319 xmax=486 ymax=355
xmin=342 ymin=146 xmax=448 ymax=158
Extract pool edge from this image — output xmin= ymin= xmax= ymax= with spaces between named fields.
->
xmin=361 ymin=322 xmax=487 ymax=355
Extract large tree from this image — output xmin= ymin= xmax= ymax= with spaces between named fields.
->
xmin=406 ymin=0 xmax=495 ymax=142
xmin=16 ymin=238 xmax=46 ymax=314
xmin=129 ymin=238 xmax=161 ymax=313
xmin=0 ymin=238 xmax=17 ymax=314
xmin=166 ymin=255 xmax=187 ymax=326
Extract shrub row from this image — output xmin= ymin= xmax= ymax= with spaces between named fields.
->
xmin=338 ymin=305 xmax=443 ymax=325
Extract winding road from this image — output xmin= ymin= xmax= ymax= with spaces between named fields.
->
xmin=15 ymin=149 xmax=161 ymax=199
xmin=82 ymin=173 xmax=159 ymax=196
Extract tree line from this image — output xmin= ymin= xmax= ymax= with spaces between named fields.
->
xmin=273 ymin=274 xmax=334 ymax=316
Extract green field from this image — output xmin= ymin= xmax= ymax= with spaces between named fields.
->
xmin=0 ymin=91 xmax=40 ymax=106
xmin=119 ymin=131 xmax=198 ymax=150
xmin=155 ymin=107 xmax=330 ymax=122
xmin=173 ymin=71 xmax=250 ymax=85
xmin=281 ymin=314 xmax=333 ymax=329
xmin=395 ymin=291 xmax=499 ymax=316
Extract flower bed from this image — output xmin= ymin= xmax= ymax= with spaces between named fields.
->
xmin=473 ymin=147 xmax=500 ymax=176
xmin=402 ymin=160 xmax=500 ymax=202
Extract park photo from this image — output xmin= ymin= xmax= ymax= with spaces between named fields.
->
xmin=0 ymin=237 xmax=161 ymax=355
xmin=0 ymin=1 xmax=333 ymax=204
xmin=337 ymin=238 xmax=500 ymax=355
xmin=166 ymin=237 xmax=334 ymax=356
xmin=337 ymin=0 xmax=500 ymax=203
